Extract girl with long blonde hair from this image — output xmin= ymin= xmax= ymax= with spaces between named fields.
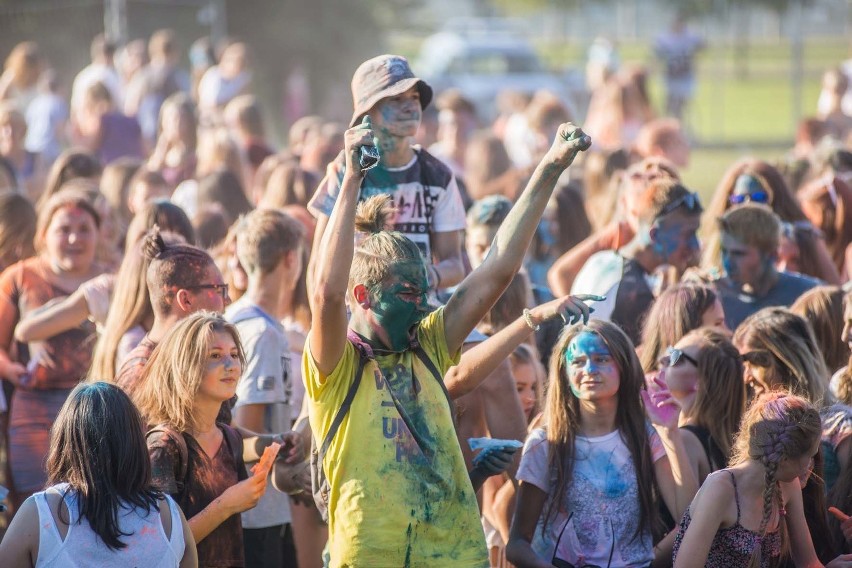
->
xmin=134 ymin=311 xmax=266 ymax=568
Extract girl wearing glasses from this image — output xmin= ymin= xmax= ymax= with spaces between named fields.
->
xmin=659 ymin=328 xmax=745 ymax=484
xmin=507 ymin=320 xmax=698 ymax=568
xmin=701 ymin=159 xmax=840 ymax=285
xmin=672 ymin=392 xmax=852 ymax=568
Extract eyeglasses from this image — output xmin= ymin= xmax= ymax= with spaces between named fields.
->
xmin=741 ymin=349 xmax=774 ymax=368
xmin=186 ymin=283 xmax=229 ymax=300
xmin=660 ymin=346 xmax=699 ymax=368
xmin=551 ymin=512 xmax=611 ymax=568
xmin=657 ymin=191 xmax=703 ymax=218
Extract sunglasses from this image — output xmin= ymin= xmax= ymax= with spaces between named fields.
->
xmin=729 ymin=191 xmax=769 ymax=205
xmin=660 ymin=347 xmax=699 ymax=368
xmin=186 ymin=283 xmax=229 ymax=300
xmin=741 ymin=349 xmax=774 ymax=368
xmin=657 ymin=191 xmax=703 ymax=218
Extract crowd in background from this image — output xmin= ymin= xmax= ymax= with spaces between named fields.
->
xmin=0 ymin=20 xmax=848 ymax=568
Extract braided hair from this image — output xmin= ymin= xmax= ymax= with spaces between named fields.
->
xmin=730 ymin=392 xmax=822 ymax=568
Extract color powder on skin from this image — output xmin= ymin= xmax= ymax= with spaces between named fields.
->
xmin=565 ymin=332 xmax=612 ymax=397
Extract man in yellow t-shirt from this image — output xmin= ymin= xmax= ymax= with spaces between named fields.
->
xmin=305 ymin=307 xmax=487 ymax=566
xmin=306 ymin=58 xmax=590 ymax=566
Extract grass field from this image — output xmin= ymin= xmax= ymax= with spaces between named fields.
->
xmin=392 ymin=34 xmax=848 ymax=194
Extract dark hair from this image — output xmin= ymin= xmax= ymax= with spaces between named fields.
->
xmin=39 ymin=149 xmax=102 ymax=210
xmin=125 ymin=200 xmax=195 ymax=252
xmin=143 ymin=226 xmax=215 ymax=313
xmin=46 ymin=382 xmax=160 ymax=550
xmin=545 ymin=320 xmax=661 ymax=540
xmin=196 ymin=170 xmax=252 ymax=225
xmin=639 ymin=283 xmax=719 ymax=373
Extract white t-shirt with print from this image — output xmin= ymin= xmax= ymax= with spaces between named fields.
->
xmin=308 ymin=149 xmax=466 ymax=263
xmin=517 ymin=426 xmax=666 ymax=568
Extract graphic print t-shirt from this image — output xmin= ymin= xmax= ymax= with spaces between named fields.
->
xmin=303 ymin=307 xmax=488 ymax=568
xmin=308 ymin=149 xmax=466 ymax=262
xmin=517 ymin=427 xmax=666 ymax=568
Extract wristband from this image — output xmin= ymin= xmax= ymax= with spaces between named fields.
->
xmin=522 ymin=308 xmax=540 ymax=331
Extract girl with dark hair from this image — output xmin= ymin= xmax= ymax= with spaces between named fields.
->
xmin=0 ymin=381 xmax=197 ymax=566
xmin=37 ymin=149 xmax=101 ymax=209
xmin=124 ymin=199 xmax=195 ymax=252
xmin=507 ymin=320 xmax=698 ymax=568
xmin=672 ymin=393 xmax=846 ymax=568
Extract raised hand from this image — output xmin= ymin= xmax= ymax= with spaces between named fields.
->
xmin=544 ymin=123 xmax=592 ymax=170
xmin=527 ymin=294 xmax=604 ymax=328
xmin=642 ymin=374 xmax=681 ymax=430
xmin=343 ymin=115 xmax=378 ymax=179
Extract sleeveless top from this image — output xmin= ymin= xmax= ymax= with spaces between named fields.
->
xmin=673 ymin=470 xmax=782 ymax=568
xmin=681 ymin=424 xmax=727 ymax=473
xmin=33 ymin=483 xmax=184 ymax=567
xmin=610 ymin=258 xmax=655 ymax=345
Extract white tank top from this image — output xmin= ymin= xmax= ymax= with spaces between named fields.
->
xmin=34 ymin=483 xmax=185 ymax=567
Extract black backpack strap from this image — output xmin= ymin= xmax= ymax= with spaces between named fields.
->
xmin=410 ymin=339 xmax=452 ymax=410
xmin=146 ymin=425 xmax=189 ymax=487
xmin=316 ymin=344 xmax=370 ymax=463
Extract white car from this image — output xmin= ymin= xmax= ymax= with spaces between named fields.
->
xmin=415 ymin=21 xmax=584 ymax=121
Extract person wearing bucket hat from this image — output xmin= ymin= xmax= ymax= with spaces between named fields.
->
xmin=308 ymin=54 xmax=467 ymax=293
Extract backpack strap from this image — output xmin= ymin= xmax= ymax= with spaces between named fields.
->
xmin=315 ymin=343 xmax=370 ymax=466
xmin=410 ymin=338 xmax=452 ymax=411
xmin=146 ymin=425 xmax=189 ymax=489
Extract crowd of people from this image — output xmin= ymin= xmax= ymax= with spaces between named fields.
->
xmin=0 ymin=23 xmax=849 ymax=568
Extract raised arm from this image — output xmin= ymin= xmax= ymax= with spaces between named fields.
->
xmin=444 ymin=294 xmax=595 ymax=398
xmin=307 ymin=118 xmax=374 ymax=375
xmin=444 ymin=124 xmax=591 ymax=353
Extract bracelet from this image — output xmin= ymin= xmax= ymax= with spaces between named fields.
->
xmin=522 ymin=308 xmax=540 ymax=331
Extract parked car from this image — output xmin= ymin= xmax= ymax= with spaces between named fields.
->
xmin=415 ymin=19 xmax=585 ymax=121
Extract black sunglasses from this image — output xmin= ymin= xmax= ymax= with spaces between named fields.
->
xmin=660 ymin=346 xmax=699 ymax=368
xmin=657 ymin=191 xmax=703 ymax=218
xmin=186 ymin=283 xmax=229 ymax=300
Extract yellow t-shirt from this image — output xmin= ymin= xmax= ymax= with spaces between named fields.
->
xmin=304 ymin=307 xmax=488 ymax=568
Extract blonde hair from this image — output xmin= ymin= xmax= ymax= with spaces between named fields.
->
xmin=730 ymin=392 xmax=822 ymax=568
xmin=236 ymin=208 xmax=304 ymax=275
xmin=4 ymin=42 xmax=42 ymax=91
xmin=133 ymin=311 xmax=245 ymax=432
xmin=349 ymin=195 xmax=423 ymax=294
xmin=718 ymin=204 xmax=781 ymax=256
